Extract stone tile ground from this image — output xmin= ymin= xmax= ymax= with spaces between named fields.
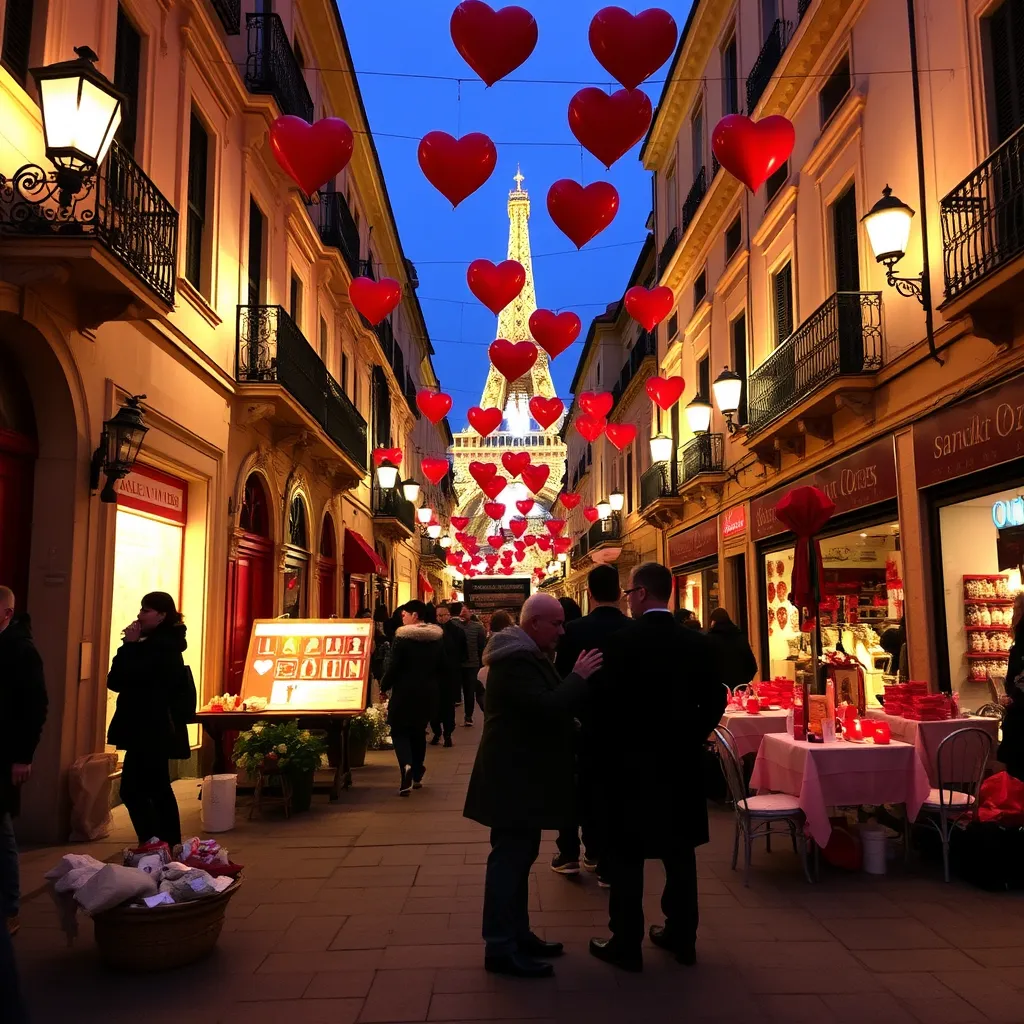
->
xmin=13 ymin=730 xmax=1024 ymax=1024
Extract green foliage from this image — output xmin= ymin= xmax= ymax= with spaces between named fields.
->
xmin=232 ymin=720 xmax=328 ymax=777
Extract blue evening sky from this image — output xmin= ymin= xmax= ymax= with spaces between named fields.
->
xmin=337 ymin=1 xmax=689 ymax=427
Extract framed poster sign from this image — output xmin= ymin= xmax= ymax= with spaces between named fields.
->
xmin=240 ymin=619 xmax=372 ymax=712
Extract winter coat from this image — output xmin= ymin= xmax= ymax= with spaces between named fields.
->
xmin=707 ymin=619 xmax=759 ymax=691
xmin=107 ymin=624 xmax=195 ymax=759
xmin=0 ymin=615 xmax=48 ymax=816
xmin=440 ymin=620 xmax=469 ymax=698
xmin=454 ymin=616 xmax=487 ymax=668
xmin=463 ymin=626 xmax=588 ymax=829
xmin=380 ymin=623 xmax=445 ymax=730
xmin=999 ymin=629 xmax=1024 ymax=780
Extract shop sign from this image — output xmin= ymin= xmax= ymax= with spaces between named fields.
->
xmin=720 ymin=504 xmax=747 ymax=541
xmin=116 ymin=464 xmax=187 ymax=525
xmin=668 ymin=517 xmax=719 ymax=568
xmin=464 ymin=578 xmax=531 ymax=612
xmin=914 ymin=374 xmax=1024 ymax=487
xmin=992 ymin=497 xmax=1024 ymax=529
xmin=750 ymin=436 xmax=897 ymax=541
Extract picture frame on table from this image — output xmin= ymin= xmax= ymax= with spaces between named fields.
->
xmin=831 ymin=665 xmax=866 ymax=715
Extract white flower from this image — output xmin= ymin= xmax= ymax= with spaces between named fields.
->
xmin=252 ymin=725 xmax=264 ymax=734
xmin=240 ymin=731 xmax=252 ymax=741
xmin=300 ymin=730 xmax=311 ymax=741
xmin=276 ymin=743 xmax=288 ymax=754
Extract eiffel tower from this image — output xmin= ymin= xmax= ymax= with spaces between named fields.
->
xmin=449 ymin=169 xmax=568 ymax=577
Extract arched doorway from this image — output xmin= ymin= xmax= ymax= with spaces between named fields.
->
xmin=283 ymin=494 xmax=309 ymax=618
xmin=0 ymin=347 xmax=37 ymax=605
xmin=225 ymin=473 xmax=274 ymax=692
xmin=319 ymin=513 xmax=337 ymax=618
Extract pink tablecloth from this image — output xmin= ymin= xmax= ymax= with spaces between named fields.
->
xmin=864 ymin=711 xmax=1000 ymax=785
xmin=750 ymin=732 xmax=931 ymax=847
xmin=719 ymin=709 xmax=790 ymax=758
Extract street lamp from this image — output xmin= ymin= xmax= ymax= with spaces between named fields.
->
xmin=90 ymin=394 xmax=148 ymax=503
xmin=862 ymin=185 xmax=923 ymax=303
xmin=401 ymin=478 xmax=421 ymax=504
xmin=649 ymin=434 xmax=673 ymax=464
xmin=375 ymin=460 xmax=399 ymax=489
xmin=596 ymin=498 xmax=612 ymax=521
xmin=712 ymin=367 xmax=743 ymax=433
xmin=685 ymin=395 xmax=712 ymax=435
xmin=427 ymin=522 xmax=442 ymax=540
xmin=557 ymin=552 xmax=567 ymax=563
xmin=609 ymin=489 xmax=625 ymax=513
xmin=439 ymin=535 xmax=452 ymax=549
xmin=416 ymin=505 xmax=433 ymax=526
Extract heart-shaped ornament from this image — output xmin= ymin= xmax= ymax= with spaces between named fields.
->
xmin=467 ymin=406 xmax=503 ymax=437
xmin=624 ymin=285 xmax=674 ymax=330
xmin=646 ymin=375 xmax=685 ymax=410
xmin=489 ymin=339 xmax=539 ymax=381
xmin=487 ymin=533 xmax=505 ymax=550
xmin=483 ymin=501 xmax=506 ymax=520
xmin=606 ymin=423 xmax=638 ymax=450
xmin=523 ymin=534 xmax=537 ymax=547
xmin=521 ymin=463 xmax=550 ymax=494
xmin=418 ymin=131 xmax=497 ymax=207
xmin=420 ymin=457 xmax=450 ymax=485
xmin=253 ymin=658 xmax=274 ymax=676
xmin=450 ymin=1 xmax=538 ymax=86
xmin=509 ymin=517 xmax=528 ymax=538
xmin=529 ymin=310 xmax=581 ymax=358
xmin=712 ymin=114 xmax=795 ymax=193
xmin=350 ymin=277 xmax=402 ymax=326
xmin=514 ymin=550 xmax=525 ymax=563
xmin=450 ymin=515 xmax=470 ymax=531
xmin=583 ymin=506 xmax=600 ymax=523
xmin=588 ymin=7 xmax=679 ymax=90
xmin=545 ymin=519 xmax=566 ymax=537
xmin=579 ymin=391 xmax=614 ymax=418
xmin=416 ymin=389 xmax=453 ymax=425
xmin=469 ymin=461 xmax=498 ymax=488
xmin=559 ymin=493 xmax=582 ymax=511
xmin=547 ymin=179 xmax=620 ymax=249
xmin=515 ymin=499 xmax=535 ymax=515
xmin=568 ymin=87 xmax=653 ymax=169
xmin=501 ymin=451 xmax=531 ymax=478
xmin=575 ymin=413 xmax=607 ymax=442
xmin=481 ymin=475 xmax=508 ymax=500
xmin=536 ymin=535 xmax=552 ymax=551
xmin=529 ymin=395 xmax=564 ymax=429
xmin=269 ymin=115 xmax=354 ymax=196
xmin=372 ymin=447 xmax=403 ymax=467
xmin=467 ymin=259 xmax=526 ymax=314
xmin=553 ymin=536 xmax=572 ymax=554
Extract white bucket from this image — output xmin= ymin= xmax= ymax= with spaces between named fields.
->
xmin=200 ymin=774 xmax=238 ymax=833
xmin=861 ymin=825 xmax=888 ymax=875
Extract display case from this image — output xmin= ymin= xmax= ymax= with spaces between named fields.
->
xmin=962 ymin=575 xmax=1012 ymax=688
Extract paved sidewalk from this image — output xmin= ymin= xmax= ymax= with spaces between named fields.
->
xmin=13 ymin=728 xmax=1024 ymax=1024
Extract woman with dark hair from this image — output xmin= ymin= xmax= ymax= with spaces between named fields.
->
xmin=559 ymin=597 xmax=583 ymax=623
xmin=707 ymin=607 xmax=758 ymax=691
xmin=107 ymin=592 xmax=196 ymax=845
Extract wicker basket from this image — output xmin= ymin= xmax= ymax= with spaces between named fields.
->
xmin=92 ymin=877 xmax=242 ymax=972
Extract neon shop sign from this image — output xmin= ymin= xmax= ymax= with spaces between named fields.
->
xmin=992 ymin=497 xmax=1024 ymax=529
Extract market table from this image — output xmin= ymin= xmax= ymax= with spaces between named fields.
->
xmin=863 ymin=710 xmax=1000 ymax=785
xmin=196 ymin=711 xmax=355 ymax=800
xmin=750 ymin=732 xmax=931 ymax=847
xmin=719 ymin=709 xmax=790 ymax=758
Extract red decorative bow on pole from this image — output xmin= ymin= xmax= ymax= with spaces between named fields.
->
xmin=774 ymin=486 xmax=835 ymax=611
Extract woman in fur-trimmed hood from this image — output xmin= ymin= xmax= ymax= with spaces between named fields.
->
xmin=380 ymin=601 xmax=446 ymax=795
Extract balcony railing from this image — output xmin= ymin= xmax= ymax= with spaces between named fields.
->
xmin=359 ymin=259 xmax=376 ymax=281
xmin=245 ymin=13 xmax=314 ymax=121
xmin=641 ymin=462 xmax=677 ymax=510
xmin=679 ymin=433 xmax=724 ymax=482
xmin=611 ymin=330 xmax=657 ymax=407
xmin=798 ymin=0 xmax=813 ymax=20
xmin=746 ymin=291 xmax=883 ymax=434
xmin=209 ymin=0 xmax=241 ymax=34
xmin=314 ymin=191 xmax=360 ymax=275
xmin=587 ymin=517 xmax=621 ymax=548
xmin=681 ymin=167 xmax=707 ymax=234
xmin=712 ymin=153 xmax=721 ymax=178
xmin=746 ymin=20 xmax=792 ymax=113
xmin=236 ymin=305 xmax=368 ymax=470
xmin=941 ymin=124 xmax=1024 ymax=300
xmin=372 ymin=481 xmax=416 ymax=533
xmin=419 ymin=536 xmax=446 ymax=560
xmin=658 ymin=226 xmax=679 ymax=274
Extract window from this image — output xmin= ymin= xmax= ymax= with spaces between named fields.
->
xmin=1 ymin=0 xmax=34 ymax=85
xmin=114 ymin=6 xmax=142 ymax=157
xmin=693 ymin=268 xmax=707 ymax=307
xmin=722 ymin=34 xmax=739 ymax=115
xmin=293 ymin=37 xmax=305 ymax=70
xmin=831 ymin=182 xmax=860 ymax=292
xmin=184 ymin=111 xmax=209 ymax=291
xmin=247 ymin=199 xmax=265 ymax=306
xmin=983 ymin=0 xmax=1024 ymax=146
xmin=766 ymin=161 xmax=789 ymax=202
xmin=666 ymin=162 xmax=679 ymax=229
xmin=761 ymin=0 xmax=779 ymax=39
xmin=772 ymin=261 xmax=794 ymax=346
xmin=596 ymin=362 xmax=601 ymax=386
xmin=290 ymin=273 xmax=303 ymax=328
xmin=731 ymin=312 xmax=748 ymax=424
xmin=626 ymin=450 xmax=634 ymax=513
xmin=319 ymin=316 xmax=329 ymax=361
xmin=341 ymin=351 xmax=350 ymax=395
xmin=725 ymin=215 xmax=742 ymax=259
xmin=691 ymin=102 xmax=704 ymax=179
xmin=698 ymin=354 xmax=710 ymax=399
xmin=819 ymin=54 xmax=851 ymax=126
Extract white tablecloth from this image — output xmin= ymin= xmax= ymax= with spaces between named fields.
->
xmin=719 ymin=709 xmax=790 ymax=758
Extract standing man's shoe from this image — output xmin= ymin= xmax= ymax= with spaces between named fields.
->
xmin=649 ymin=925 xmax=696 ymax=965
xmin=484 ymin=952 xmax=554 ymax=978
xmin=399 ymin=765 xmax=414 ymax=796
xmin=518 ymin=932 xmax=564 ymax=958
xmin=464 ymin=718 xmax=473 ymax=727
xmin=589 ymin=938 xmax=642 ymax=972
xmin=443 ymin=736 xmax=454 ymax=748
xmin=582 ymin=856 xmax=598 ymax=873
xmin=429 ymin=734 xmax=441 ymax=746
xmin=550 ymin=854 xmax=580 ymax=875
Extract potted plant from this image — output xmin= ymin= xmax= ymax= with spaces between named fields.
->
xmin=347 ymin=702 xmax=389 ymax=767
xmin=232 ymin=720 xmax=327 ymax=813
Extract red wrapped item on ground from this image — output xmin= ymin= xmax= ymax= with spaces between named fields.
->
xmin=976 ymin=771 xmax=1024 ymax=827
xmin=182 ymin=856 xmax=244 ymax=878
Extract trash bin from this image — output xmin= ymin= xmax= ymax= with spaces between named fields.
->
xmin=200 ymin=774 xmax=238 ymax=833
xmin=861 ymin=825 xmax=888 ymax=875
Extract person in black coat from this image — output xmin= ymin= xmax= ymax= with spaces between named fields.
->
xmin=380 ymin=600 xmax=446 ymax=795
xmin=107 ymin=591 xmax=195 ymax=846
xmin=706 ymin=607 xmax=759 ymax=692
xmin=432 ymin=603 xmax=469 ymax=748
xmin=998 ymin=594 xmax=1024 ymax=780
xmin=588 ymin=562 xmax=727 ymax=973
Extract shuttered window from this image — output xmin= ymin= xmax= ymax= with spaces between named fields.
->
xmin=725 ymin=215 xmax=742 ymax=259
xmin=693 ymin=268 xmax=707 ymax=306
xmin=698 ymin=355 xmax=710 ymax=398
xmin=984 ymin=0 xmax=1024 ymax=146
xmin=290 ymin=273 xmax=303 ymax=329
xmin=1 ymin=0 xmax=33 ymax=86
xmin=247 ymin=199 xmax=265 ymax=306
xmin=319 ymin=316 xmax=329 ymax=360
xmin=722 ymin=35 xmax=739 ymax=115
xmin=732 ymin=313 xmax=748 ymax=424
xmin=341 ymin=352 xmax=350 ymax=396
xmin=372 ymin=365 xmax=391 ymax=448
xmin=766 ymin=161 xmax=789 ymax=202
xmin=819 ymin=54 xmax=851 ymax=126
xmin=772 ymin=262 xmax=794 ymax=346
xmin=185 ymin=112 xmax=209 ymax=290
xmin=114 ymin=6 xmax=142 ymax=157
xmin=831 ymin=183 xmax=860 ymax=292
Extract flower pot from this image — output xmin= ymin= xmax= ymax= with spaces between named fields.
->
xmin=348 ymin=732 xmax=368 ymax=768
xmin=289 ymin=770 xmax=315 ymax=813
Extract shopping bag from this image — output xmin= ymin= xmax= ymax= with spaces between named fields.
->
xmin=976 ymin=771 xmax=1024 ymax=827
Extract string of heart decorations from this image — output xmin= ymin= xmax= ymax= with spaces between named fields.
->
xmin=267 ymin=3 xmax=797 ymax=580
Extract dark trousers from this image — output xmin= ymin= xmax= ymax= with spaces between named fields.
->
xmin=0 ymin=920 xmax=28 ymax=1024
xmin=461 ymin=669 xmax=478 ymax=721
xmin=120 ymin=748 xmax=182 ymax=847
xmin=482 ymin=827 xmax=540 ymax=956
xmin=556 ymin=768 xmax=604 ymax=869
xmin=391 ymin=727 xmax=427 ymax=782
xmin=607 ymin=842 xmax=698 ymax=951
xmin=431 ymin=681 xmax=458 ymax=739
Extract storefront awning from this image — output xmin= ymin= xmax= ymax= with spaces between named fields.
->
xmin=419 ymin=573 xmax=433 ymax=593
xmin=344 ymin=529 xmax=388 ymax=577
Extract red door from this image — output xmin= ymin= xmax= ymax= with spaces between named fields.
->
xmin=319 ymin=561 xmax=336 ymax=618
xmin=0 ymin=429 xmax=36 ymax=606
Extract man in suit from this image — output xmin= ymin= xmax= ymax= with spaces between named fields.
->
xmin=552 ymin=564 xmax=628 ymax=882
xmin=449 ymin=602 xmax=486 ymax=726
xmin=589 ymin=562 xmax=726 ymax=973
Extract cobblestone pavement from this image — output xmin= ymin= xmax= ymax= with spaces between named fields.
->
xmin=13 ymin=729 xmax=1024 ymax=1024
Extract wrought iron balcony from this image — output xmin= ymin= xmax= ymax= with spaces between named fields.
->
xmin=313 ymin=191 xmax=360 ymax=275
xmin=658 ymin=226 xmax=679 ymax=274
xmin=746 ymin=20 xmax=793 ymax=113
xmin=611 ymin=330 xmax=657 ymax=408
xmin=681 ymin=167 xmax=707 ymax=234
xmin=359 ymin=259 xmax=376 ymax=281
xmin=236 ymin=305 xmax=368 ymax=471
xmin=0 ymin=139 xmax=178 ymax=308
xmin=419 ymin=536 xmax=447 ymax=561
xmin=798 ymin=0 xmax=813 ymax=20
xmin=371 ymin=480 xmax=416 ymax=535
xmin=641 ymin=462 xmax=676 ymax=510
xmin=746 ymin=291 xmax=883 ymax=434
xmin=245 ymin=13 xmax=314 ymax=121
xmin=587 ymin=516 xmax=621 ymax=548
xmin=679 ymin=433 xmax=724 ymax=483
xmin=940 ymin=124 xmax=1024 ymax=301
xmin=209 ymin=0 xmax=241 ymax=34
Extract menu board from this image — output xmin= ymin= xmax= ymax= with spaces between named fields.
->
xmin=240 ymin=619 xmax=372 ymax=712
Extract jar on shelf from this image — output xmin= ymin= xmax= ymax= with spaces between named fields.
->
xmin=992 ymin=607 xmax=1005 ymax=626
xmin=981 ymin=606 xmax=993 ymax=626
xmin=996 ymin=577 xmax=1010 ymax=599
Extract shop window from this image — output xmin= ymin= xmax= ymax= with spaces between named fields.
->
xmin=1 ymin=0 xmax=33 ymax=86
xmin=765 ymin=161 xmax=789 ymax=202
xmin=185 ymin=110 xmax=210 ymax=292
xmin=731 ymin=312 xmax=748 ymax=424
xmin=675 ymin=565 xmax=719 ymax=626
xmin=725 ymin=215 xmax=742 ymax=260
xmin=983 ymin=0 xmax=1024 ymax=147
xmin=247 ymin=198 xmax=265 ymax=306
xmin=114 ymin=5 xmax=142 ymax=157
xmin=722 ymin=33 xmax=739 ymax=116
xmin=772 ymin=261 xmax=794 ymax=346
xmin=831 ymin=182 xmax=860 ymax=293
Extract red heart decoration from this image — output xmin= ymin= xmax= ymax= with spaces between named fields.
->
xmin=575 ymin=413 xmax=607 ymax=442
xmin=583 ymin=506 xmax=600 ymax=523
xmin=509 ymin=517 xmax=528 ymax=538
xmin=372 ymin=447 xmax=402 ymax=467
xmin=545 ymin=519 xmax=566 ymax=537
xmin=484 ymin=501 xmax=506 ymax=520
xmin=624 ymin=285 xmax=674 ymax=331
xmin=568 ymin=87 xmax=653 ymax=169
xmin=269 ymin=115 xmax=354 ymax=196
xmin=588 ymin=7 xmax=679 ymax=90
xmin=450 ymin=515 xmax=470 ymax=531
xmin=421 ymin=457 xmax=450 ymax=485
xmin=447 ymin=552 xmax=462 ymax=566
xmin=501 ymin=451 xmax=532 ymax=478
xmin=489 ymin=339 xmax=539 ymax=381
xmin=450 ymin=1 xmax=538 ymax=86
xmin=501 ymin=566 xmax=515 ymax=576
xmin=416 ymin=389 xmax=453 ymax=425
xmin=606 ymin=423 xmax=638 ymax=450
xmin=547 ymin=179 xmax=620 ymax=249
xmin=521 ymin=463 xmax=550 ymax=494
xmin=712 ymin=114 xmax=796 ymax=193
xmin=467 ymin=406 xmax=504 ymax=437
xmin=523 ymin=534 xmax=537 ymax=547
xmin=469 ymin=461 xmax=498 ymax=488
xmin=467 ymin=259 xmax=526 ymax=315
xmin=516 ymin=499 xmax=535 ymax=515
xmin=646 ymin=375 xmax=685 ymax=410
xmin=481 ymin=475 xmax=508 ymax=500
xmin=501 ymin=549 xmax=513 ymax=561
xmin=455 ymin=532 xmax=471 ymax=547
xmin=514 ymin=538 xmax=526 ymax=549
xmin=418 ymin=131 xmax=497 ymax=207
xmin=350 ymin=277 xmax=402 ymax=326
xmin=514 ymin=550 xmax=525 ymax=563
xmin=487 ymin=533 xmax=505 ymax=550
xmin=579 ymin=391 xmax=614 ymax=418
xmin=559 ymin=493 xmax=582 ymax=511
xmin=536 ymin=535 xmax=552 ymax=551
xmin=529 ymin=310 xmax=580 ymax=359
xmin=529 ymin=395 xmax=564 ymax=429
xmin=553 ymin=536 xmax=572 ymax=554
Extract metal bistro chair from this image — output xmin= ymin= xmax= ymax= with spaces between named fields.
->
xmin=714 ymin=726 xmax=813 ymax=886
xmin=914 ymin=726 xmax=994 ymax=882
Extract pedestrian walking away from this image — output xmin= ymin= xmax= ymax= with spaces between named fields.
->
xmin=706 ymin=607 xmax=759 ymax=692
xmin=432 ymin=603 xmax=468 ymax=747
xmin=450 ymin=601 xmax=486 ymax=726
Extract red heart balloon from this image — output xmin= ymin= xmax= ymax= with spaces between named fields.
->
xmin=481 ymin=475 xmax=508 ymax=500
xmin=467 ymin=406 xmax=504 ymax=437
xmin=547 ymin=179 xmax=619 ymax=249
xmin=516 ymin=499 xmax=535 ymax=515
xmin=545 ymin=519 xmax=566 ymax=537
xmin=580 ymin=391 xmax=614 ymax=418
xmin=583 ymin=506 xmax=600 ymax=523
xmin=575 ymin=413 xmax=607 ymax=442
xmin=416 ymin=389 xmax=453 ymax=424
xmin=350 ymin=277 xmax=402 ymax=326
xmin=529 ymin=310 xmax=581 ymax=359
xmin=501 ymin=565 xmax=515 ymax=576
xmin=269 ymin=115 xmax=354 ymax=196
xmin=509 ymin=517 xmax=528 ymax=538
xmin=568 ymin=87 xmax=653 ymax=169
xmin=536 ymin=535 xmax=552 ymax=551
xmin=514 ymin=550 xmax=525 ymax=563
xmin=450 ymin=515 xmax=470 ymax=531
xmin=447 ymin=552 xmax=462 ymax=566
xmin=450 ymin=1 xmax=538 ymax=86
xmin=489 ymin=339 xmax=539 ymax=381
xmin=487 ymin=533 xmax=505 ymax=550
xmin=529 ymin=395 xmax=564 ymax=429
xmin=514 ymin=538 xmax=526 ymax=549
xmin=588 ymin=7 xmax=679 ymax=90
xmin=418 ymin=131 xmax=497 ymax=207
xmin=606 ymin=423 xmax=638 ymax=450
xmin=421 ymin=457 xmax=450 ymax=485
xmin=484 ymin=501 xmax=506 ymax=520
xmin=469 ymin=461 xmax=498 ymax=487
xmin=372 ymin=447 xmax=403 ymax=467
xmin=553 ymin=536 xmax=572 ymax=554
xmin=467 ymin=259 xmax=526 ymax=314
xmin=501 ymin=451 xmax=532 ymax=478
xmin=646 ymin=375 xmax=685 ymax=411
xmin=712 ymin=114 xmax=795 ymax=193
xmin=455 ymin=532 xmax=471 ymax=547
xmin=624 ymin=285 xmax=674 ymax=331
xmin=523 ymin=534 xmax=537 ymax=547
xmin=521 ymin=463 xmax=550 ymax=494
xmin=559 ymin=493 xmax=582 ymax=511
